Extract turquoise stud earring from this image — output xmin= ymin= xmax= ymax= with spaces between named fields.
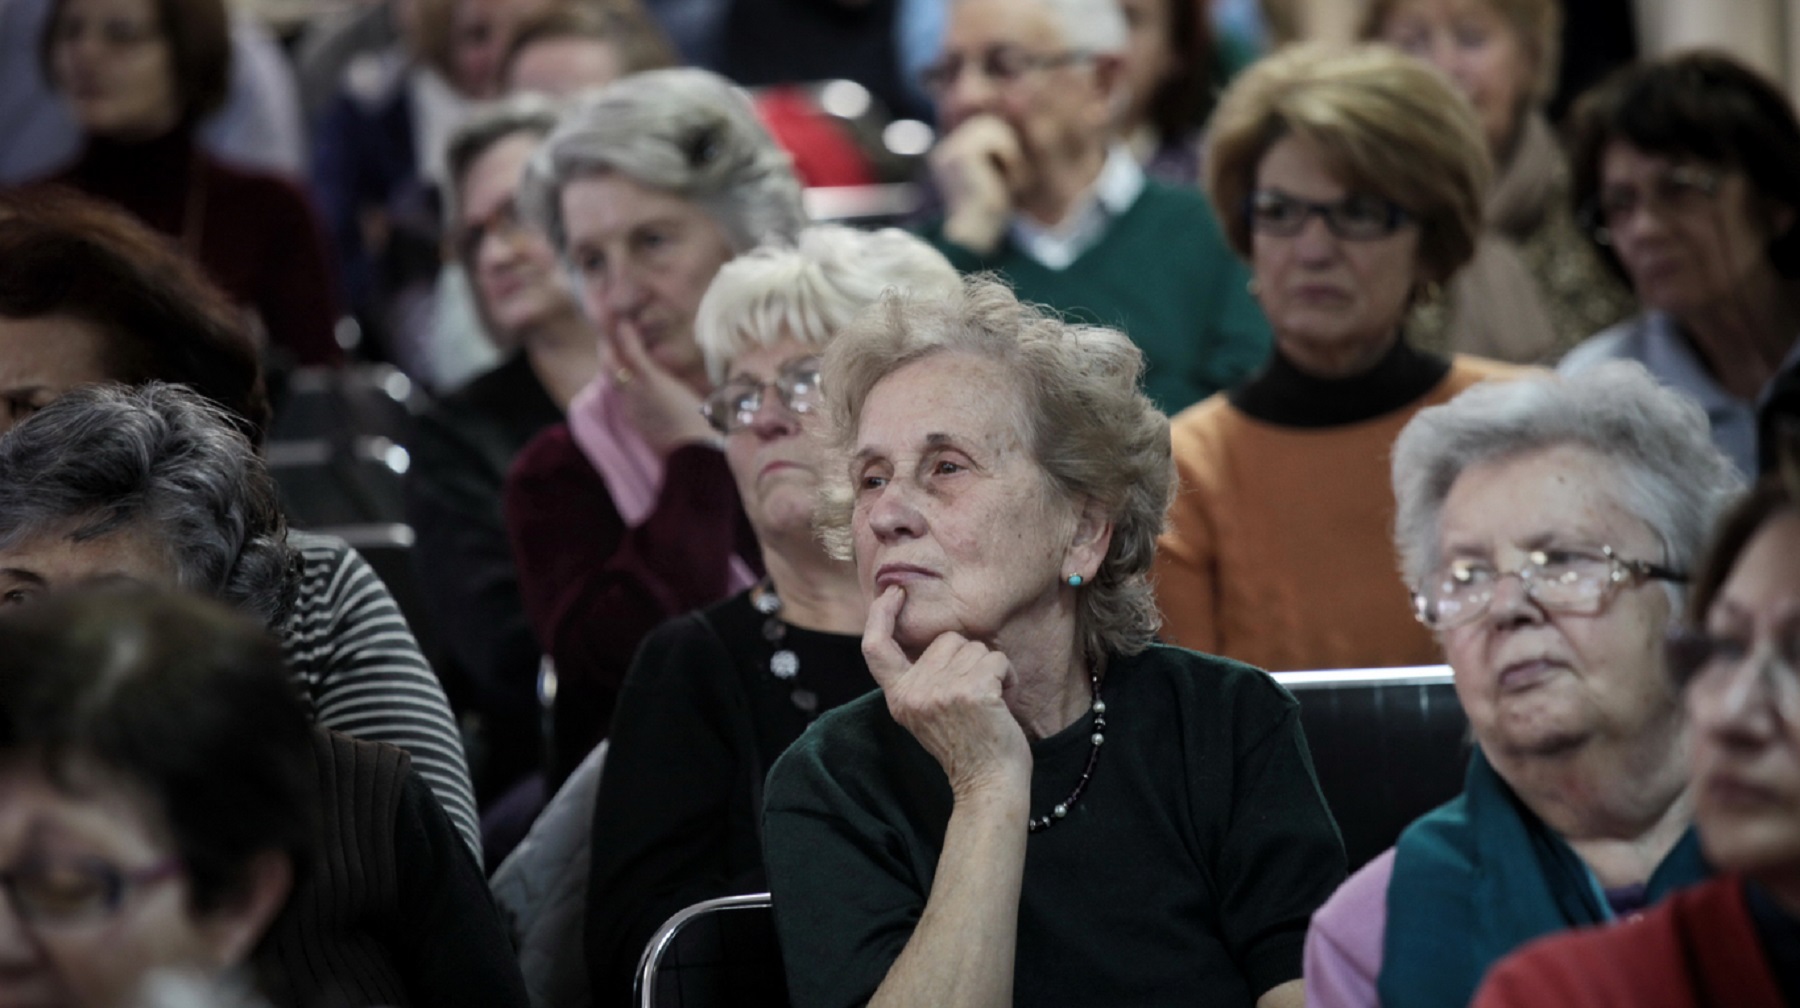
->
xmin=1066 ymin=574 xmax=1084 ymax=587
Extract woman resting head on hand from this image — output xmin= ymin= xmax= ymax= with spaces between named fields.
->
xmin=762 ymin=276 xmax=1346 ymax=1008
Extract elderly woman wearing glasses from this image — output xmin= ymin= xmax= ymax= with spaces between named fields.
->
xmin=1153 ymin=44 xmax=1526 ymax=674
xmin=1304 ymin=361 xmax=1741 ymax=1008
xmin=580 ymin=225 xmax=959 ymax=1006
xmin=1559 ymin=52 xmax=1800 ymax=479
xmin=1471 ymin=460 xmax=1800 ymax=1007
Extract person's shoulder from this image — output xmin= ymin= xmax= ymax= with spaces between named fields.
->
xmin=286 ymin=528 xmax=354 ymax=571
xmin=1558 ymin=314 xmax=1654 ymax=375
xmin=624 ymin=597 xmax=744 ymax=695
xmin=1119 ymin=643 xmax=1297 ymax=718
xmin=1167 ymin=392 xmax=1244 ymax=455
xmin=1473 ymin=881 xmax=1723 ymax=1008
xmin=509 ymin=423 xmax=588 ymax=484
xmin=199 ymin=152 xmax=317 ymax=212
xmin=765 ymin=689 xmax=897 ymax=806
xmin=1313 ymin=847 xmax=1395 ymax=939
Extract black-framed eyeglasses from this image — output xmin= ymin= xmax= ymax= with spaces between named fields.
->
xmin=1580 ymin=164 xmax=1723 ymax=246
xmin=0 ymin=855 xmax=182 ymax=929
xmin=918 ymin=47 xmax=1092 ymax=95
xmin=1412 ymin=545 xmax=1686 ymax=631
xmin=701 ymin=355 xmax=822 ymax=435
xmin=1247 ymin=190 xmax=1413 ymax=241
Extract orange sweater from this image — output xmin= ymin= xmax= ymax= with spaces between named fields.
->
xmin=1154 ymin=356 xmax=1526 ymax=672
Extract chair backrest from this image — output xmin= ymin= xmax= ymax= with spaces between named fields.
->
xmin=267 ymin=437 xmax=411 ymax=527
xmin=1272 ymin=666 xmax=1471 ymax=871
xmin=637 ymin=893 xmax=788 ymax=1008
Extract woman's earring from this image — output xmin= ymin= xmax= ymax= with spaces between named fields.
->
xmin=1066 ymin=574 xmax=1084 ymax=587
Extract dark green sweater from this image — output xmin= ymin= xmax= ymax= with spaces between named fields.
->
xmin=925 ymin=182 xmax=1272 ymax=414
xmin=762 ymin=645 xmax=1347 ymax=1008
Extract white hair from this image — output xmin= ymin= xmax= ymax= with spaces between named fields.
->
xmin=518 ymin=68 xmax=805 ymax=254
xmin=1033 ymin=0 xmax=1129 ymax=56
xmin=1392 ymin=361 xmax=1743 ymax=591
xmin=694 ymin=226 xmax=961 ymax=383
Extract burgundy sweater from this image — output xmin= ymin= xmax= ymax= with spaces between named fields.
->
xmin=41 ymin=128 xmax=344 ymax=366
xmin=503 ymin=423 xmax=760 ymax=782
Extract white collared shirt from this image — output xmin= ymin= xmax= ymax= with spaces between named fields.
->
xmin=1007 ymin=145 xmax=1147 ymax=271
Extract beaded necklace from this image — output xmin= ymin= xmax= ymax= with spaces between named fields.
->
xmin=1027 ymin=670 xmax=1106 ymax=833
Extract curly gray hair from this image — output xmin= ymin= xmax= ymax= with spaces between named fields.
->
xmin=694 ymin=225 xmax=960 ymax=384
xmin=519 ymin=67 xmax=805 ymax=254
xmin=817 ymin=276 xmax=1173 ymax=663
xmin=1392 ymin=361 xmax=1743 ymax=593
xmin=0 ymin=383 xmax=297 ymax=627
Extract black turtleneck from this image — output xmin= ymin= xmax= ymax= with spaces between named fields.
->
xmin=1228 ymin=337 xmax=1452 ymax=428
xmin=1745 ymin=879 xmax=1800 ymax=1007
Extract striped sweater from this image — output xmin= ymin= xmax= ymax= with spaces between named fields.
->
xmin=282 ymin=531 xmax=481 ymax=859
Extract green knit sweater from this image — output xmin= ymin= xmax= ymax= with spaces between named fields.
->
xmin=925 ymin=181 xmax=1272 ymax=414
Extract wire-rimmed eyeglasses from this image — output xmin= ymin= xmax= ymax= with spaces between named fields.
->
xmin=701 ymin=355 xmax=822 ymax=435
xmin=1412 ymin=545 xmax=1687 ymax=631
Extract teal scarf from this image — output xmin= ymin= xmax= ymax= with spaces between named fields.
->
xmin=1378 ymin=748 xmax=1708 ymax=1008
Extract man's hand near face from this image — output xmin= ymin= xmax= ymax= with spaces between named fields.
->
xmin=930 ymin=114 xmax=1032 ymax=255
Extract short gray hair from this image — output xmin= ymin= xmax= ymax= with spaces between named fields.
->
xmin=817 ymin=276 xmax=1173 ymax=663
xmin=519 ymin=68 xmax=805 ymax=254
xmin=1392 ymin=361 xmax=1742 ymax=591
xmin=694 ymin=226 xmax=961 ymax=384
xmin=0 ymin=383 xmax=297 ymax=627
xmin=444 ymin=93 xmax=563 ymax=231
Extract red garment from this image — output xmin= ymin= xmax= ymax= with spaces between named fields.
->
xmin=752 ymin=89 xmax=875 ymax=189
xmin=502 ymin=424 xmax=759 ymax=782
xmin=39 ymin=129 xmax=345 ymax=367
xmin=1473 ymin=875 xmax=1785 ymax=1008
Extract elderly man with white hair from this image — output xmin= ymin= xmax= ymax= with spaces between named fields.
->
xmin=919 ymin=0 xmax=1271 ymax=413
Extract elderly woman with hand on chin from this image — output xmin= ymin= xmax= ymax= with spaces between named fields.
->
xmin=581 ymin=224 xmax=960 ymax=1007
xmin=1304 ymin=362 xmax=1740 ymax=1008
xmin=762 ymin=277 xmax=1346 ymax=1008
xmin=504 ymin=67 xmax=805 ymax=783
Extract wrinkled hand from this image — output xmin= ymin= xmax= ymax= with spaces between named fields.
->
xmin=603 ymin=319 xmax=715 ymax=458
xmin=929 ymin=115 xmax=1028 ymax=256
xmin=864 ymin=586 xmax=1032 ymax=799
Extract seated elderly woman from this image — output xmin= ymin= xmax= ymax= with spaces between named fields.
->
xmin=0 ymin=190 xmax=480 ymax=856
xmin=583 ymin=224 xmax=960 ymax=1006
xmin=504 ymin=67 xmax=806 ymax=784
xmin=1304 ymin=362 xmax=1741 ymax=1008
xmin=1560 ymin=51 xmax=1800 ymax=479
xmin=1153 ymin=43 xmax=1526 ymax=673
xmin=1472 ymin=458 xmax=1800 ymax=1007
xmin=0 ymin=587 xmax=528 ymax=1008
xmin=762 ymin=277 xmax=1346 ymax=1008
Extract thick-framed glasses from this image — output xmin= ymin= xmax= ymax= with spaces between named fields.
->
xmin=918 ymin=47 xmax=1091 ymax=96
xmin=1247 ymin=190 xmax=1412 ymax=241
xmin=1667 ymin=626 xmax=1800 ymax=722
xmin=0 ymin=855 xmax=182 ymax=930
xmin=1412 ymin=545 xmax=1686 ymax=631
xmin=1582 ymin=165 xmax=1723 ymax=246
xmin=701 ymin=355 xmax=822 ymax=435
